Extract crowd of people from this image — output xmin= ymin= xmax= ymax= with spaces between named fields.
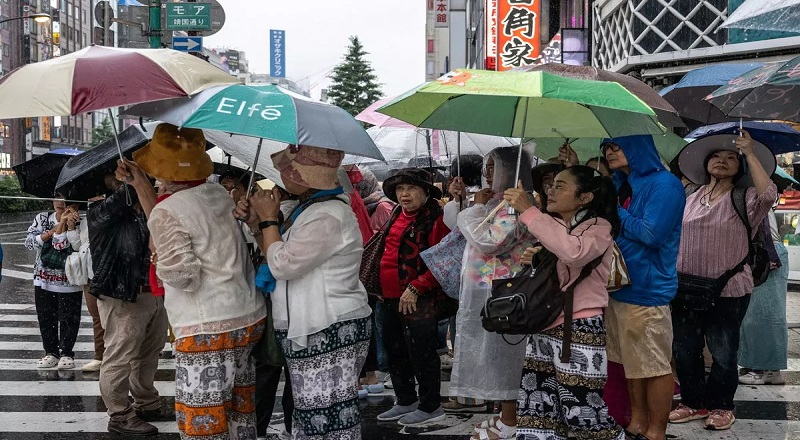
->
xmin=21 ymin=122 xmax=788 ymax=440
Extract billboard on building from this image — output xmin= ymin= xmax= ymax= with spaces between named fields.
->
xmin=485 ymin=0 xmax=498 ymax=70
xmin=270 ymin=30 xmax=286 ymax=78
xmin=226 ymin=50 xmax=240 ymax=75
xmin=435 ymin=0 xmax=449 ymax=28
xmin=487 ymin=0 xmax=541 ymax=71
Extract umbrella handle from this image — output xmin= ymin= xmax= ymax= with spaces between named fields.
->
xmin=509 ymin=99 xmax=530 ymax=215
xmin=246 ymin=138 xmax=264 ymax=196
xmin=108 ymin=107 xmax=133 ymax=206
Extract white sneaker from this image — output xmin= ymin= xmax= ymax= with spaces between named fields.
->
xmin=384 ymin=374 xmax=393 ymax=389
xmin=740 ymin=370 xmax=785 ymax=385
xmin=37 ymin=355 xmax=58 ymax=369
xmin=278 ymin=427 xmax=291 ymax=440
xmin=81 ymin=359 xmax=103 ymax=372
xmin=57 ymin=356 xmax=75 ymax=370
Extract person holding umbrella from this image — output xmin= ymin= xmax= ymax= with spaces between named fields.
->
xmin=670 ymin=131 xmax=777 ymax=431
xmin=236 ymin=145 xmax=372 ymax=439
xmin=120 ymin=123 xmax=267 ymax=439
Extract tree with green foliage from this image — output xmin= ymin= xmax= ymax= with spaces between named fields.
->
xmin=0 ymin=177 xmax=49 ymax=213
xmin=91 ymin=117 xmax=115 ymax=147
xmin=327 ymin=36 xmax=383 ymax=117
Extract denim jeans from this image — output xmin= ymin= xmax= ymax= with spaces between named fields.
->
xmin=672 ymin=295 xmax=750 ymax=411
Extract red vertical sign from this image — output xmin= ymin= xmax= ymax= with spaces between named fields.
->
xmin=496 ymin=0 xmax=541 ymax=71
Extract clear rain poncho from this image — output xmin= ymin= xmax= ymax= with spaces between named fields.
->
xmin=450 ymin=147 xmax=536 ymax=401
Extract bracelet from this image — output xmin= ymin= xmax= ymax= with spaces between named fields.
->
xmin=407 ymin=285 xmax=421 ymax=296
xmin=258 ymin=220 xmax=280 ymax=230
xmin=149 ymin=252 xmax=158 ymax=265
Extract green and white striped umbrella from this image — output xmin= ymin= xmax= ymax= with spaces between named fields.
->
xmin=125 ymin=84 xmax=385 ymax=160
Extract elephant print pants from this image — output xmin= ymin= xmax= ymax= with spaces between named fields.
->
xmin=275 ymin=316 xmax=371 ymax=440
xmin=517 ymin=316 xmax=625 ymax=440
xmin=174 ymin=319 xmax=265 ymax=440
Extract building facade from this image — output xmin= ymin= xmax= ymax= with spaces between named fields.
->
xmin=592 ymin=0 xmax=800 ymax=86
xmin=0 ymin=0 xmax=94 ymax=168
xmin=436 ymin=0 xmax=592 ymax=78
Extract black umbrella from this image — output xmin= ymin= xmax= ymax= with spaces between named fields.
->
xmin=13 ymin=149 xmax=83 ymax=198
xmin=56 ymin=122 xmax=220 ymax=200
xmin=55 ymin=124 xmax=154 ymax=200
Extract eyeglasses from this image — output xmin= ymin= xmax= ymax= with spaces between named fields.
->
xmin=601 ymin=142 xmax=621 ymax=155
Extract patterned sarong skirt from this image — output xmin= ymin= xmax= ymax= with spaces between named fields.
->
xmin=276 ymin=317 xmax=371 ymax=439
xmin=174 ymin=320 xmax=265 ymax=440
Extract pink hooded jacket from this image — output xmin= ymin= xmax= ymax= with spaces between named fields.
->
xmin=519 ymin=208 xmax=614 ymax=329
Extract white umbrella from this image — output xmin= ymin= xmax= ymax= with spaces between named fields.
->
xmin=344 ymin=126 xmax=519 ymax=166
xmin=720 ymin=0 xmax=800 ymax=32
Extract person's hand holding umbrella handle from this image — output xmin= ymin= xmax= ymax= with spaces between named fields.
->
xmin=449 ymin=177 xmax=466 ymax=202
xmin=115 ymin=159 xmax=157 ymax=217
xmin=249 ymin=188 xmax=285 ymax=253
xmin=504 ymin=181 xmax=535 ymax=213
xmin=737 ymin=129 xmax=772 ymax=196
xmin=558 ymin=143 xmax=579 ymax=167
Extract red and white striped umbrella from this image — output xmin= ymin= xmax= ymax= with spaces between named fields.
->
xmin=0 ymin=45 xmax=239 ymax=118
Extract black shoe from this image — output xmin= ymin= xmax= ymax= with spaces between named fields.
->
xmin=107 ymin=415 xmax=159 ymax=436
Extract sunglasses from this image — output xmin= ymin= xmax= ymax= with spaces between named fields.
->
xmin=601 ymin=142 xmax=621 ymax=155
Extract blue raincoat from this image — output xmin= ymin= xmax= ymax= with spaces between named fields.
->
xmin=608 ymin=135 xmax=685 ymax=306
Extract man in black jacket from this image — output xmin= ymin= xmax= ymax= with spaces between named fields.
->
xmin=87 ymin=174 xmax=168 ymax=436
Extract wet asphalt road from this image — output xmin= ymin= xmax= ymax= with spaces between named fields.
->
xmin=3 ymin=211 xmax=800 ymax=439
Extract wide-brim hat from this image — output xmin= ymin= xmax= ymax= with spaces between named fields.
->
xmin=678 ymin=134 xmax=776 ymax=188
xmin=531 ymin=162 xmax=565 ymax=194
xmin=133 ymin=123 xmax=213 ymax=182
xmin=270 ymin=145 xmax=344 ymax=190
xmin=383 ymin=168 xmax=443 ymax=203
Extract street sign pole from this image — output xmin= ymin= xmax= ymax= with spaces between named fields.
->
xmin=149 ymin=0 xmax=161 ymax=48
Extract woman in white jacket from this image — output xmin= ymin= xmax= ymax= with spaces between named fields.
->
xmin=122 ymin=123 xmax=266 ymax=440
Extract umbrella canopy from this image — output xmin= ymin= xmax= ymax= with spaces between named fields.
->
xmin=55 ymin=123 xmax=156 ymax=200
xmin=774 ymin=166 xmax=799 ymax=190
xmin=355 ymin=97 xmax=417 ymax=128
xmin=351 ymin=126 xmax=518 ymax=163
xmin=687 ymin=121 xmax=800 ymax=155
xmin=0 ymin=46 xmax=238 ymax=118
xmin=520 ymin=63 xmax=685 ymax=128
xmin=12 ymin=149 xmax=83 ymax=198
xmin=124 ymin=84 xmax=385 ymax=161
xmin=201 ymin=130 xmax=287 ymax=187
xmin=377 ymin=69 xmax=664 ymax=139
xmin=720 ymin=0 xmax=800 ymax=33
xmin=659 ymin=63 xmax=764 ymax=126
xmin=534 ymin=132 xmax=688 ymax=164
xmin=706 ymin=56 xmax=800 ymax=122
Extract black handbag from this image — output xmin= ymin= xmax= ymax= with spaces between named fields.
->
xmin=674 ymin=255 xmax=747 ymax=311
xmin=481 ymin=248 xmax=602 ymax=363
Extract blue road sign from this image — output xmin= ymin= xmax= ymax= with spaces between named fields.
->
xmin=270 ymin=30 xmax=285 ymax=78
xmin=173 ymin=36 xmax=203 ymax=53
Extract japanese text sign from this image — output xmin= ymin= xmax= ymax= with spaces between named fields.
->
xmin=494 ymin=0 xmax=540 ymax=71
xmin=166 ymin=2 xmax=212 ymax=31
xmin=270 ymin=30 xmax=286 ymax=78
xmin=435 ymin=0 xmax=449 ymax=28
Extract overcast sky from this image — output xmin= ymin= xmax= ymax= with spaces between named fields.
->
xmin=205 ymin=0 xmax=427 ymax=99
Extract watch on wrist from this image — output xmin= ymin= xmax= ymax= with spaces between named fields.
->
xmin=258 ymin=220 xmax=280 ymax=230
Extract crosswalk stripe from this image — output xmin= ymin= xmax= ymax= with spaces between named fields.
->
xmin=0 ymin=327 xmax=95 ymax=336
xmin=0 ymin=269 xmax=33 ymax=281
xmin=0 ymin=412 xmax=180 ymax=433
xmin=0 ymin=358 xmax=176 ymax=371
xmin=0 ymin=305 xmax=37 ymax=311
xmin=0 ymin=315 xmax=94 ymax=323
xmin=0 ymin=341 xmax=172 ymax=352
